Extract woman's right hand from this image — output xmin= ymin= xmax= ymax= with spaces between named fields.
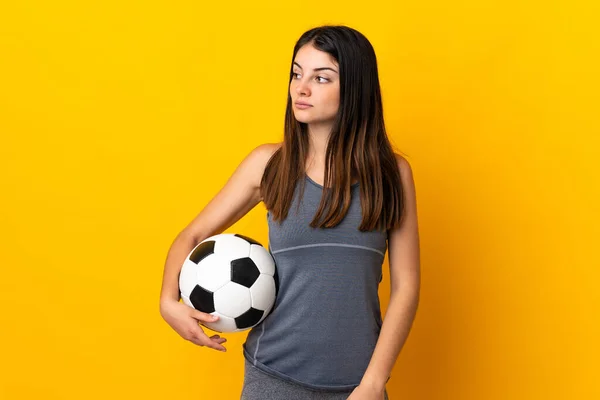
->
xmin=160 ymin=299 xmax=227 ymax=352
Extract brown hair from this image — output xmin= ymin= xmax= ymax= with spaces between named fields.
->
xmin=260 ymin=25 xmax=406 ymax=233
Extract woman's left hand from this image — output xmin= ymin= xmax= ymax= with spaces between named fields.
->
xmin=346 ymin=383 xmax=385 ymax=400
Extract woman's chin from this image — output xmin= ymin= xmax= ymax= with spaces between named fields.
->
xmin=293 ymin=116 xmax=313 ymax=124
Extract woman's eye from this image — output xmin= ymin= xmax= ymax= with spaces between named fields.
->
xmin=291 ymin=73 xmax=329 ymax=83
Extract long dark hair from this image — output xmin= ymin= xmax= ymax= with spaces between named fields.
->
xmin=261 ymin=25 xmax=406 ymax=232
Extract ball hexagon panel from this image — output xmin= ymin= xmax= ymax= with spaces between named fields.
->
xmin=231 ymin=257 xmax=260 ymax=288
xmin=179 ymin=259 xmax=200 ymax=296
xmin=214 ymin=282 xmax=252 ymax=318
xmin=203 ymin=314 xmax=238 ymax=333
xmin=249 ymin=274 xmax=277 ymax=311
xmin=210 ymin=234 xmax=251 ymax=259
xmin=196 ymin=253 xmax=231 ymax=292
xmin=249 ymin=245 xmax=275 ymax=276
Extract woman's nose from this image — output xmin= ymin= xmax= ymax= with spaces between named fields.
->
xmin=295 ymin=80 xmax=310 ymax=96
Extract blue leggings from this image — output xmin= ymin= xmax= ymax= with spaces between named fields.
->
xmin=240 ymin=358 xmax=389 ymax=400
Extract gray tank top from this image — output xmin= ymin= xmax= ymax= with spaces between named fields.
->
xmin=242 ymin=174 xmax=389 ymax=391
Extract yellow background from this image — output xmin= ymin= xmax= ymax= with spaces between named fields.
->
xmin=1 ymin=1 xmax=598 ymax=399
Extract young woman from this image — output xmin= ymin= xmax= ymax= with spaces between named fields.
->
xmin=160 ymin=25 xmax=421 ymax=400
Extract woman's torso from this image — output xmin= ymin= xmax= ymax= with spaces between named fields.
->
xmin=242 ymin=173 xmax=388 ymax=391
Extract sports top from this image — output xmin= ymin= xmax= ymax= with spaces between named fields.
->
xmin=242 ymin=174 xmax=389 ymax=392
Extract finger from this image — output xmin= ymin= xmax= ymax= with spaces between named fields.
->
xmin=209 ymin=334 xmax=226 ymax=342
xmin=193 ymin=310 xmax=220 ymax=323
xmin=205 ymin=340 xmax=227 ymax=352
xmin=190 ymin=331 xmax=227 ymax=351
xmin=210 ymin=335 xmax=227 ymax=344
xmin=206 ymin=338 xmax=227 ymax=351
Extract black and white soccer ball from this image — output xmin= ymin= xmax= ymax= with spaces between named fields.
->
xmin=179 ymin=233 xmax=279 ymax=333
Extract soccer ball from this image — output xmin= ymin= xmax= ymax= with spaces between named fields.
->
xmin=179 ymin=233 xmax=279 ymax=333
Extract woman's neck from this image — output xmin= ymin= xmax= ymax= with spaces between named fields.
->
xmin=306 ymin=131 xmax=329 ymax=170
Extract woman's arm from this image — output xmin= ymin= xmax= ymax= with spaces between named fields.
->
xmin=159 ymin=143 xmax=279 ymax=306
xmin=360 ymin=155 xmax=421 ymax=391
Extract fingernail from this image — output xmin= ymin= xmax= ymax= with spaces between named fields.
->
xmin=212 ymin=315 xmax=218 ymax=320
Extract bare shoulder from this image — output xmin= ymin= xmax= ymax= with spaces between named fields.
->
xmin=255 ymin=142 xmax=282 ymax=163
xmin=394 ymin=153 xmax=413 ymax=178
xmin=244 ymin=142 xmax=282 ymax=188
xmin=251 ymin=142 xmax=282 ymax=174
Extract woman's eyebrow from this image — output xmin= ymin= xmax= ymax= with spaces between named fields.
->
xmin=293 ymin=61 xmax=338 ymax=74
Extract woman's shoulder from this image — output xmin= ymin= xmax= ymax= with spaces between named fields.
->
xmin=393 ymin=152 xmax=408 ymax=167
xmin=247 ymin=142 xmax=282 ymax=179
xmin=256 ymin=142 xmax=282 ymax=157
xmin=252 ymin=142 xmax=282 ymax=168
xmin=393 ymin=153 xmax=412 ymax=176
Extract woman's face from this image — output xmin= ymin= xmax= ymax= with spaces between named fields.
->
xmin=289 ymin=44 xmax=340 ymax=127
